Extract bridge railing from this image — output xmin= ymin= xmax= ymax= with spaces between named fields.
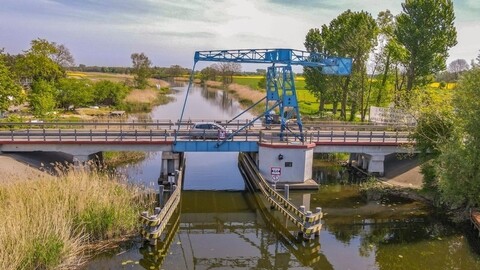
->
xmin=0 ymin=119 xmax=414 ymax=132
xmin=0 ymin=128 xmax=412 ymax=144
xmin=0 ymin=119 xmax=259 ymax=131
xmin=259 ymin=130 xmax=412 ymax=144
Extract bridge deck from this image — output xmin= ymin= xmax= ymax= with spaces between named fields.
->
xmin=0 ymin=121 xmax=414 ymax=153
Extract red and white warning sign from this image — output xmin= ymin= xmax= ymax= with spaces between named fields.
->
xmin=271 ymin=167 xmax=281 ymax=176
xmin=271 ymin=167 xmax=281 ymax=182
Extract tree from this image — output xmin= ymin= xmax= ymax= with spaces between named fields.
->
xmin=166 ymin=65 xmax=187 ymax=78
xmin=304 ymin=28 xmax=331 ymax=115
xmin=395 ymin=0 xmax=457 ymax=96
xmin=15 ymin=38 xmax=65 ymax=83
xmin=447 ymin=59 xmax=469 ymax=81
xmin=29 ymin=80 xmax=56 ymax=117
xmin=436 ymin=68 xmax=480 ymax=206
xmin=475 ymin=50 xmax=480 ymax=68
xmin=131 ymin=52 xmax=151 ymax=89
xmin=0 ymin=58 xmax=23 ymax=114
xmin=415 ymin=68 xmax=480 ymax=207
xmin=200 ymin=65 xmax=218 ymax=82
xmin=320 ymin=10 xmax=378 ymax=121
xmin=52 ymin=44 xmax=75 ymax=68
xmin=56 ymin=78 xmax=93 ymax=110
xmin=93 ymin=80 xmax=129 ymax=107
xmin=217 ymin=63 xmax=241 ymax=85
xmin=372 ymin=10 xmax=399 ymax=106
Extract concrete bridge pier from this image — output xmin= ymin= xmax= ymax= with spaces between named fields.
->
xmin=351 ymin=153 xmax=387 ymax=176
xmin=159 ymin=152 xmax=183 ymax=185
xmin=257 ymin=143 xmax=316 ymax=187
xmin=366 ymin=154 xmax=385 ymax=176
xmin=72 ymin=151 xmax=103 ymax=168
xmin=348 ymin=153 xmax=356 ymax=166
xmin=356 ymin=154 xmax=364 ymax=168
xmin=72 ymin=155 xmax=89 ymax=167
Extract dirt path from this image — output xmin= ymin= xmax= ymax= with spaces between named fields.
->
xmin=0 ymin=152 xmax=72 ymax=184
xmin=0 ymin=155 xmax=46 ymax=184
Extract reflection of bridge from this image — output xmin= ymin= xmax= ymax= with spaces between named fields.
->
xmin=140 ymin=191 xmax=333 ymax=269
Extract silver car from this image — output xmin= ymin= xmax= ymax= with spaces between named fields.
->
xmin=189 ymin=122 xmax=232 ymax=139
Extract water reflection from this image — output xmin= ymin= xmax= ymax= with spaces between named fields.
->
xmin=86 ymin=162 xmax=480 ymax=270
xmin=147 ymin=82 xmax=251 ymax=121
xmin=86 ymin=81 xmax=480 ymax=269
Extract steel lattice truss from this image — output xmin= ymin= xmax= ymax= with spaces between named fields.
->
xmin=178 ymin=48 xmax=352 ymax=144
xmin=194 ymin=49 xmax=352 ymax=75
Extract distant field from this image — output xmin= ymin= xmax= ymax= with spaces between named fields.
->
xmin=233 ymin=76 xmax=262 ymax=90
xmin=67 ymin=71 xmax=132 ymax=82
xmin=232 ymin=75 xmax=318 ymax=115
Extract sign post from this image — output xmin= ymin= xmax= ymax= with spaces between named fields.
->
xmin=270 ymin=167 xmax=281 ymax=189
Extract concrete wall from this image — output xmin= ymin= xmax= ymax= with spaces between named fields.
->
xmin=258 ymin=143 xmax=314 ymax=183
xmin=0 ymin=143 xmax=172 ymax=156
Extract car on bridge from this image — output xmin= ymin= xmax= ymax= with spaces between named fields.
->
xmin=189 ymin=122 xmax=232 ymax=139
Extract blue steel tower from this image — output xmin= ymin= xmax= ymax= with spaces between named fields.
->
xmin=178 ymin=48 xmax=352 ymax=143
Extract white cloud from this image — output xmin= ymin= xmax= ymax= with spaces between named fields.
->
xmin=0 ymin=0 xmax=477 ymax=67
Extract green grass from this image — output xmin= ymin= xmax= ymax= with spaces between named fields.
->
xmin=232 ymin=76 xmax=263 ymax=90
xmin=0 ymin=169 xmax=155 ymax=269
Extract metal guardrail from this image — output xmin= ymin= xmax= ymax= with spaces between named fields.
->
xmin=0 ymin=129 xmax=411 ymax=145
xmin=139 ymin=209 xmax=180 ymax=268
xmin=0 ymin=119 xmax=258 ymax=130
xmin=139 ymin=158 xmax=184 ymax=244
xmin=239 ymin=152 xmax=322 ymax=239
xmin=0 ymin=120 xmax=413 ymax=132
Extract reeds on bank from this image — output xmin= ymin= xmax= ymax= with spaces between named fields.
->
xmin=0 ymin=168 xmax=155 ymax=269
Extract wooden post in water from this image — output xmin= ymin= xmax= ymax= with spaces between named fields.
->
xmin=315 ymin=207 xmax=322 ymax=236
xmin=158 ymin=185 xmax=164 ymax=206
xmin=141 ymin=211 xmax=149 ymax=243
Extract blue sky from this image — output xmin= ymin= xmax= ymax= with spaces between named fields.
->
xmin=1 ymin=0 xmax=478 ymax=69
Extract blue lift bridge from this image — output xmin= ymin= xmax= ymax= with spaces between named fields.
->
xmin=178 ymin=48 xmax=352 ymax=145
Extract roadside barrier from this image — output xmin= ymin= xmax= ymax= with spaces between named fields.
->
xmin=139 ymin=158 xmax=184 ymax=245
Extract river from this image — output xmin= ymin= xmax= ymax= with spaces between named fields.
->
xmin=85 ymin=82 xmax=480 ymax=269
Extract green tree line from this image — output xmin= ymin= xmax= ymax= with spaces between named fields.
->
xmin=303 ymin=0 xmax=458 ymax=121
xmin=0 ymin=39 xmax=132 ymax=117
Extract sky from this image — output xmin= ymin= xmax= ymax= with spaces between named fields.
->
xmin=1 ymin=0 xmax=479 ymax=70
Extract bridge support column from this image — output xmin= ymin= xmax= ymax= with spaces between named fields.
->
xmin=362 ymin=155 xmax=369 ymax=170
xmin=258 ymin=143 xmax=316 ymax=185
xmin=72 ymin=155 xmax=90 ymax=168
xmin=357 ymin=154 xmax=364 ymax=168
xmin=367 ymin=154 xmax=385 ymax=176
xmin=159 ymin=152 xmax=183 ymax=185
xmin=348 ymin=153 xmax=356 ymax=166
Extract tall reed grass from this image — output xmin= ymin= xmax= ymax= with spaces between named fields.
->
xmin=0 ymin=168 xmax=155 ymax=269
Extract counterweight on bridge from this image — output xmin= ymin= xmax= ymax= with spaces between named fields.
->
xmin=177 ymin=48 xmax=352 ymax=145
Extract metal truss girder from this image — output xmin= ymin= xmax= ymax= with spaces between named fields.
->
xmin=194 ymin=48 xmax=352 ymax=75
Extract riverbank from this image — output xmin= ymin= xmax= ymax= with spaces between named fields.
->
xmin=353 ymin=154 xmax=474 ymax=223
xmin=0 ymin=154 xmax=155 ymax=269
xmin=0 ymin=154 xmax=47 ymax=183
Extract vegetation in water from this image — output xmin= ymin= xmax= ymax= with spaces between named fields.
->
xmin=0 ymin=168 xmax=155 ymax=270
xmin=103 ymin=151 xmax=147 ymax=167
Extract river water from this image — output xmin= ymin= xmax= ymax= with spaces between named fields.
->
xmin=85 ymin=83 xmax=480 ymax=269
